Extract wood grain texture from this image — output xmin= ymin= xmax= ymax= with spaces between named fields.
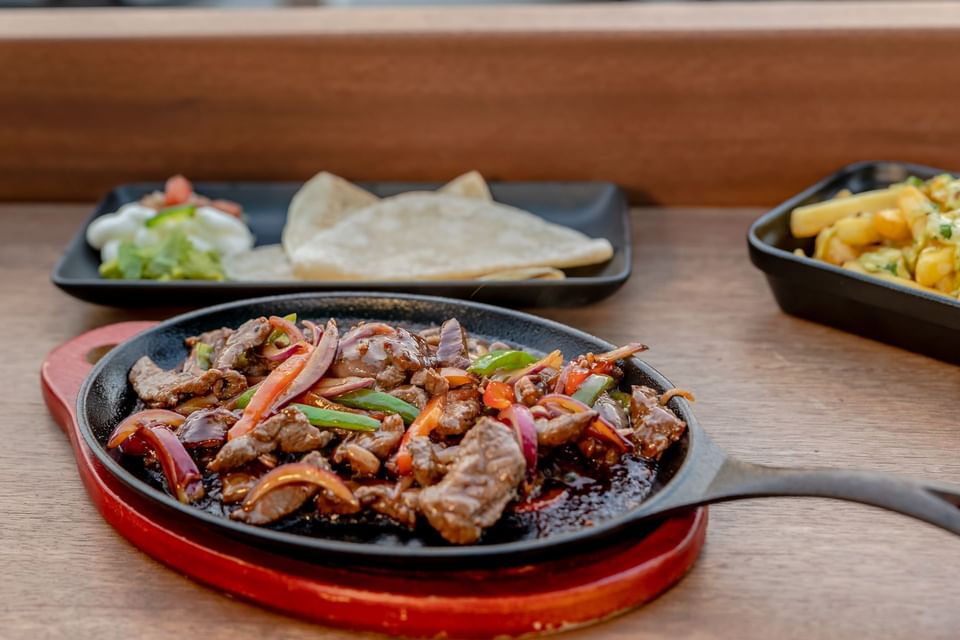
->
xmin=3 ymin=202 xmax=959 ymax=639
xmin=3 ymin=3 xmax=960 ymax=205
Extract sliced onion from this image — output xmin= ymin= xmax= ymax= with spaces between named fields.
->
xmin=302 ymin=319 xmax=322 ymax=346
xmin=271 ymin=319 xmax=339 ymax=410
xmin=337 ymin=322 xmax=395 ymax=351
xmin=505 ymin=349 xmax=563 ymax=385
xmin=311 ymin=376 xmax=376 ymax=398
xmin=553 ymin=361 xmax=574 ymax=393
xmin=139 ymin=425 xmax=205 ymax=503
xmin=595 ymin=342 xmax=649 ymax=363
xmin=262 ymin=341 xmax=308 ymax=362
xmin=660 ymin=388 xmax=695 ymax=405
xmin=242 ymin=462 xmax=357 ymax=511
xmin=174 ymin=394 xmax=219 ymax=416
xmin=107 ymin=409 xmax=185 ymax=449
xmin=268 ymin=315 xmax=305 ymax=345
xmin=499 ymin=404 xmax=538 ymax=481
xmin=440 ymin=367 xmax=474 ymax=388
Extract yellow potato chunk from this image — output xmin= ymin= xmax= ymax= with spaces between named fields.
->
xmin=874 ymin=208 xmax=911 ymax=241
xmin=825 ymin=236 xmax=859 ymax=266
xmin=834 ymin=214 xmax=881 ymax=246
xmin=897 ymin=186 xmax=934 ymax=240
xmin=790 ymin=187 xmax=907 ymax=238
xmin=915 ymin=246 xmax=955 ymax=287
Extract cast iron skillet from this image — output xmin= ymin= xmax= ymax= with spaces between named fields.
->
xmin=78 ymin=293 xmax=960 ymax=570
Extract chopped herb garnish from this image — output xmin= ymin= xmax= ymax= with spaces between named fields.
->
xmin=940 ymin=223 xmax=953 ymax=239
xmin=883 ymin=263 xmax=899 ymax=276
xmin=906 ymin=176 xmax=925 ymax=187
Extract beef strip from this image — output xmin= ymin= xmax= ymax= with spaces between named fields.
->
xmin=213 ymin=316 xmax=272 ymax=371
xmin=390 ymin=384 xmax=429 ymax=410
xmin=231 ymin=451 xmax=338 ymax=525
xmin=183 ymin=328 xmax=232 ymax=376
xmin=418 ymin=417 xmax=525 ymax=544
xmin=177 ymin=407 xmax=237 ymax=448
xmin=435 ymin=318 xmax=471 ymax=369
xmin=630 ymin=385 xmax=687 ymax=459
xmin=129 ymin=356 xmax=246 ymax=408
xmin=220 ymin=471 xmax=257 ymax=503
xmin=335 ymin=413 xmax=405 ymax=461
xmin=435 ymin=386 xmax=481 ymax=436
xmin=208 ymin=407 xmax=328 ymax=472
xmin=408 ymin=437 xmax=445 ymax=487
xmin=354 ymin=484 xmax=420 ymax=529
xmin=332 ymin=326 xmax=433 ymax=389
xmin=515 ymin=375 xmax=544 ymax=406
xmin=410 ymin=368 xmax=449 ymax=397
xmin=535 ymin=410 xmax=597 ymax=447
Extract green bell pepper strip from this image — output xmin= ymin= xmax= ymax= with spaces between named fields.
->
xmin=609 ymin=390 xmax=632 ymax=412
xmin=571 ymin=374 xmax=615 ymax=407
xmin=234 ymin=386 xmax=257 ymax=410
xmin=194 ymin=342 xmax=213 ymax=371
xmin=145 ymin=204 xmax=195 ymax=228
xmin=467 ymin=350 xmax=539 ymax=376
xmin=333 ymin=389 xmax=420 ymax=425
xmin=290 ymin=404 xmax=380 ymax=432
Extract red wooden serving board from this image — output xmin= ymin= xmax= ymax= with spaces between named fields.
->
xmin=41 ymin=321 xmax=708 ymax=638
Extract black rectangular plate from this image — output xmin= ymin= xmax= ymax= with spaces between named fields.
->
xmin=53 ymin=180 xmax=631 ymax=308
xmin=748 ymin=161 xmax=960 ymax=364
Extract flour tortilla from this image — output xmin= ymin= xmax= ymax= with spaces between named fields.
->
xmin=478 ymin=267 xmax=566 ymax=281
xmin=289 ymin=193 xmax=613 ymax=281
xmin=282 ymin=172 xmax=379 ymax=256
xmin=282 ymin=171 xmax=492 ymax=258
xmin=223 ymin=244 xmax=295 ymax=281
xmin=438 ymin=171 xmax=492 ymax=201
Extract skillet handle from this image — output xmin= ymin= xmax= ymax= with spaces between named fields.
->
xmin=41 ymin=321 xmax=158 ymax=436
xmin=702 ymin=458 xmax=960 ymax=535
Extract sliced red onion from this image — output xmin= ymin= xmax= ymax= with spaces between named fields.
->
xmin=506 ymin=349 xmax=563 ymax=385
xmin=436 ymin=318 xmax=470 ymax=368
xmin=107 ymin=409 xmax=185 ymax=449
xmin=271 ymin=319 xmax=339 ymax=410
xmin=302 ymin=319 xmax=322 ymax=346
xmin=337 ymin=322 xmax=396 ymax=351
xmin=312 ymin=376 xmax=376 ymax=398
xmin=499 ymin=403 xmax=538 ymax=482
xmin=139 ymin=425 xmax=205 ymax=503
xmin=262 ymin=341 xmax=308 ymax=362
xmin=268 ymin=315 xmax=305 ymax=345
xmin=553 ymin=361 xmax=574 ymax=393
xmin=242 ymin=462 xmax=357 ymax=510
xmin=595 ymin=342 xmax=649 ymax=363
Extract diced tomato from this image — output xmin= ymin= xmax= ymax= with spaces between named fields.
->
xmin=164 ymin=174 xmax=193 ymax=206
xmin=563 ymin=359 xmax=615 ymax=395
xmin=483 ymin=380 xmax=514 ymax=410
xmin=211 ymin=199 xmax=243 ymax=218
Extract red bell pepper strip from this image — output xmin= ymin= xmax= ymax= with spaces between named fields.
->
xmin=395 ymin=395 xmax=444 ymax=475
xmin=139 ymin=425 xmax=205 ymax=503
xmin=107 ymin=409 xmax=184 ymax=449
xmin=227 ymin=351 xmax=309 ymax=440
xmin=483 ymin=380 xmax=514 ymax=410
xmin=242 ymin=462 xmax=358 ymax=511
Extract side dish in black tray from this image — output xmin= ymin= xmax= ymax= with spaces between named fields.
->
xmin=749 ymin=161 xmax=960 ymax=364
xmin=106 ymin=313 xmax=688 ymax=546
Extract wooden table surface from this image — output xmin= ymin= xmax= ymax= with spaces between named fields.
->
xmin=4 ymin=203 xmax=959 ymax=640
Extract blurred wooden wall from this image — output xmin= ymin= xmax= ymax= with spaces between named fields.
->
xmin=2 ymin=3 xmax=960 ymax=205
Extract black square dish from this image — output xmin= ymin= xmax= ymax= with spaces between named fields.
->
xmin=749 ymin=161 xmax=960 ymax=364
xmin=52 ymin=180 xmax=631 ymax=308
